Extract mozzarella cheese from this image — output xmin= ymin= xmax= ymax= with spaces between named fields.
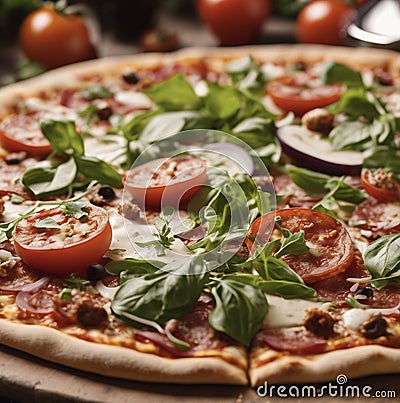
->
xmin=263 ymin=295 xmax=330 ymax=329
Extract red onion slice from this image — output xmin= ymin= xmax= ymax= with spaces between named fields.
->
xmin=0 ymin=275 xmax=51 ymax=293
xmin=15 ymin=290 xmax=54 ymax=315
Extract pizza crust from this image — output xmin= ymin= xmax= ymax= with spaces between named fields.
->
xmin=249 ymin=345 xmax=400 ymax=386
xmin=1 ymin=44 xmax=400 ymax=387
xmin=0 ymin=319 xmax=248 ymax=385
xmin=1 ymin=44 xmax=400 ymax=108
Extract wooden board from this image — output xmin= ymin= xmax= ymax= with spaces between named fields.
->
xmin=1 ymin=344 xmax=399 ymax=403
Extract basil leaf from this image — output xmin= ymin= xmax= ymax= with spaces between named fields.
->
xmin=208 ymin=275 xmax=268 ymax=346
xmin=329 ymin=120 xmax=372 ymax=151
xmin=259 ymin=280 xmax=317 ymax=299
xmin=144 ymin=73 xmax=202 ymax=111
xmin=139 ymin=111 xmax=205 ymax=143
xmin=363 ymin=145 xmax=400 ymax=181
xmin=323 ymin=62 xmax=364 ymax=87
xmin=22 ymin=157 xmax=78 ymax=198
xmin=111 ymin=257 xmax=208 ymax=324
xmin=120 ymin=110 xmax=161 ymax=141
xmin=325 ymin=177 xmax=366 ymax=204
xmin=34 ymin=217 xmax=60 ymax=229
xmin=332 ymin=88 xmax=381 ymax=119
xmin=106 ymin=258 xmax=160 ymax=277
xmin=40 ymin=119 xmax=84 ymax=156
xmin=75 ymin=155 xmax=123 ymax=188
xmin=205 ymin=82 xmax=241 ymax=120
xmin=287 ymin=165 xmax=329 ymax=195
xmin=363 ymin=233 xmax=400 ymax=289
xmin=83 ymin=84 xmax=112 ymax=100
xmin=275 ymin=229 xmax=309 ymax=258
xmin=61 ymin=201 xmax=90 ymax=221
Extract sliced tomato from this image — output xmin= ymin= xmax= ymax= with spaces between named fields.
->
xmin=350 ymin=199 xmax=400 ymax=236
xmin=13 ymin=204 xmax=112 ymax=275
xmin=265 ymin=72 xmax=344 ymax=116
xmin=125 ymin=156 xmax=207 ymax=210
xmin=0 ymin=112 xmax=52 ymax=156
xmin=254 ymin=327 xmax=327 ymax=355
xmin=246 ymin=208 xmax=355 ymax=284
xmin=361 ymin=168 xmax=399 ymax=202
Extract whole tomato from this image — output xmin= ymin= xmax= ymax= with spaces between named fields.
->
xmin=296 ymin=0 xmax=355 ymax=46
xmin=19 ymin=5 xmax=96 ymax=69
xmin=196 ymin=0 xmax=271 ymax=46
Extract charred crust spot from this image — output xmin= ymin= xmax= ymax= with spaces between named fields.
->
xmin=304 ymin=308 xmax=335 ymax=339
xmin=360 ymin=315 xmax=388 ymax=339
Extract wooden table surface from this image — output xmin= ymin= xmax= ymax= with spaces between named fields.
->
xmin=1 ymin=7 xmax=400 ymax=403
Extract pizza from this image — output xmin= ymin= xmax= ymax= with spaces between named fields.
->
xmin=0 ymin=44 xmax=399 ymax=388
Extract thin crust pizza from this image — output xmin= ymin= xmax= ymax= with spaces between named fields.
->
xmin=0 ymin=45 xmax=399 ymax=387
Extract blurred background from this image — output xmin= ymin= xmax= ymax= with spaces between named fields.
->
xmin=0 ymin=0 xmax=398 ymax=84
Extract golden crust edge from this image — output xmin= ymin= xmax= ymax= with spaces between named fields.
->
xmin=249 ymin=345 xmax=400 ymax=386
xmin=1 ymin=44 xmax=400 ymax=106
xmin=0 ymin=319 xmax=248 ymax=385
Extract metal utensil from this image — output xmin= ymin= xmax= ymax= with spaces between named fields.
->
xmin=346 ymin=0 xmax=400 ymax=50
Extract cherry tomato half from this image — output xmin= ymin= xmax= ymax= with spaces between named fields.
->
xmin=13 ymin=204 xmax=112 ymax=275
xmin=125 ymin=156 xmax=207 ymax=210
xmin=265 ymin=72 xmax=344 ymax=116
xmin=0 ymin=112 xmax=52 ymax=156
xmin=296 ymin=0 xmax=355 ymax=46
xmin=19 ymin=5 xmax=96 ymax=69
xmin=361 ymin=168 xmax=399 ymax=202
xmin=246 ymin=208 xmax=355 ymax=284
xmin=196 ymin=0 xmax=271 ymax=46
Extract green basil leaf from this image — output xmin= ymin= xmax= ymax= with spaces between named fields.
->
xmin=205 ymin=82 xmax=241 ymax=120
xmin=105 ymin=258 xmax=160 ymax=278
xmin=208 ymin=275 xmax=268 ymax=346
xmin=144 ymin=73 xmax=202 ymax=111
xmin=323 ymin=62 xmax=364 ymax=87
xmin=287 ymin=165 xmax=329 ymax=195
xmin=83 ymin=83 xmax=113 ymax=100
xmin=111 ymin=257 xmax=208 ymax=324
xmin=260 ymin=280 xmax=317 ymax=299
xmin=120 ymin=110 xmax=161 ymax=141
xmin=263 ymin=255 xmax=305 ymax=283
xmin=325 ymin=177 xmax=366 ymax=204
xmin=75 ymin=155 xmax=123 ymax=188
xmin=329 ymin=120 xmax=372 ymax=151
xmin=40 ymin=119 xmax=84 ymax=156
xmin=363 ymin=233 xmax=400 ymax=289
xmin=139 ymin=111 xmax=205 ymax=143
xmin=363 ymin=145 xmax=400 ymax=181
xmin=332 ymin=88 xmax=381 ymax=119
xmin=61 ymin=201 xmax=90 ymax=221
xmin=275 ymin=229 xmax=309 ymax=258
xmin=34 ymin=217 xmax=60 ymax=229
xmin=22 ymin=157 xmax=77 ymax=198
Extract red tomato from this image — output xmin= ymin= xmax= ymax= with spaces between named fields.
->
xmin=196 ymin=0 xmax=271 ymax=45
xmin=296 ymin=0 xmax=355 ymax=46
xmin=265 ymin=72 xmax=344 ymax=116
xmin=361 ymin=168 xmax=399 ymax=202
xmin=125 ymin=156 xmax=207 ymax=210
xmin=19 ymin=5 xmax=96 ymax=69
xmin=246 ymin=208 xmax=355 ymax=284
xmin=0 ymin=112 xmax=52 ymax=156
xmin=13 ymin=204 xmax=112 ymax=275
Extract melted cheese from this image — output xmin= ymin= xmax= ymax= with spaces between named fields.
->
xmin=263 ymin=295 xmax=330 ymax=329
xmin=342 ymin=305 xmax=400 ymax=330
